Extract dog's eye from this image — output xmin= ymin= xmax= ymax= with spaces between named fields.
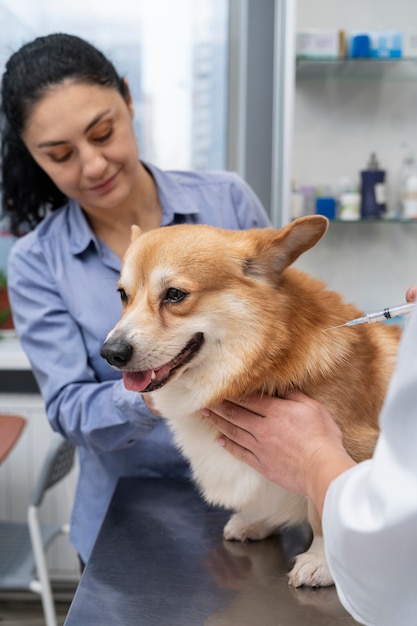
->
xmin=164 ymin=288 xmax=187 ymax=303
xmin=118 ymin=288 xmax=128 ymax=304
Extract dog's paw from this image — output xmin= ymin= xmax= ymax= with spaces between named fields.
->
xmin=288 ymin=537 xmax=334 ymax=588
xmin=223 ymin=513 xmax=272 ymax=542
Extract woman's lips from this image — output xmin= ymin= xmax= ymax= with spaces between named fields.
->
xmin=89 ymin=171 xmax=119 ymax=193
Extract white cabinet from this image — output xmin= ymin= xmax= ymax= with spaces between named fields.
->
xmin=293 ymin=58 xmax=417 ymax=219
xmin=291 ymin=0 xmax=417 ymax=312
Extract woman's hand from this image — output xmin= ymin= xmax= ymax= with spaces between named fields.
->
xmin=203 ymin=391 xmax=355 ymax=515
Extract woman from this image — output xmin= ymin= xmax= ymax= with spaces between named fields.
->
xmin=205 ymin=286 xmax=417 ymax=626
xmin=0 ymin=33 xmax=271 ymax=566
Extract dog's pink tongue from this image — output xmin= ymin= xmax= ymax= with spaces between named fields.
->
xmin=123 ymin=370 xmax=153 ymax=392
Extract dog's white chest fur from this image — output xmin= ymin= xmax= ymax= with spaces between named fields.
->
xmin=150 ymin=390 xmax=335 ymax=587
xmin=152 ymin=390 xmax=307 ymax=526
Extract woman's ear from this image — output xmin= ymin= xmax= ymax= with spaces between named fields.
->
xmin=123 ymin=78 xmax=134 ymax=116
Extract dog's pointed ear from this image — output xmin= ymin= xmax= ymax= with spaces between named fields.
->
xmin=273 ymin=215 xmax=328 ymax=268
xmin=243 ymin=216 xmax=328 ymax=283
xmin=131 ymin=225 xmax=143 ymax=242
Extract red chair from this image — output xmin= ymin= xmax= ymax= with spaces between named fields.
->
xmin=0 ymin=414 xmax=26 ymax=464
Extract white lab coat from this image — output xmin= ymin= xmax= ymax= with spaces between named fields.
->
xmin=323 ymin=306 xmax=417 ymax=626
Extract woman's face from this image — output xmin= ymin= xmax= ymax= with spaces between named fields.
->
xmin=21 ymin=81 xmax=140 ymax=215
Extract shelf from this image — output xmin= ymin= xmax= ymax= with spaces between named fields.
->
xmin=326 ymin=217 xmax=417 ymax=224
xmin=296 ymin=57 xmax=417 ymax=80
xmin=292 ymin=217 xmax=417 ymax=224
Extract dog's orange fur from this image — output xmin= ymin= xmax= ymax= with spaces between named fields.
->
xmin=102 ymin=215 xmax=400 ymax=586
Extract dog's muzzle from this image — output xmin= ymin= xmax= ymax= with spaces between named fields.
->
xmin=100 ymin=337 xmax=133 ymax=368
xmin=101 ymin=331 xmax=204 ymax=393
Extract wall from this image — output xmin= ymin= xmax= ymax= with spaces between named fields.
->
xmin=294 ymin=221 xmax=417 ymax=312
xmin=293 ymin=0 xmax=417 ymax=310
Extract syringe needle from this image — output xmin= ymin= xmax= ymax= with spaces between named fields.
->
xmin=325 ymin=322 xmax=351 ymax=331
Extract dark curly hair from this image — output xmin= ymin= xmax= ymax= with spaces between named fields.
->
xmin=0 ymin=33 xmax=129 ymax=235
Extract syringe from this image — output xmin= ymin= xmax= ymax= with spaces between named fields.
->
xmin=327 ymin=302 xmax=415 ymax=330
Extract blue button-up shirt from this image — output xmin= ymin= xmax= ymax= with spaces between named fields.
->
xmin=8 ymin=162 xmax=271 ymax=561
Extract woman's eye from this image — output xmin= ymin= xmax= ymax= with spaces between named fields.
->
xmin=118 ymin=288 xmax=128 ymax=304
xmin=94 ymin=129 xmax=113 ymax=143
xmin=50 ymin=151 xmax=72 ymax=163
xmin=164 ymin=288 xmax=187 ymax=303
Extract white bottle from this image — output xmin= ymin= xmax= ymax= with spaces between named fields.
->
xmin=337 ymin=176 xmax=360 ymax=220
xmin=401 ymin=153 xmax=417 ymax=219
xmin=339 ymin=191 xmax=361 ymax=220
xmin=290 ymin=181 xmax=304 ymax=219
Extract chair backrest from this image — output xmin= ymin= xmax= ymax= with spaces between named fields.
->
xmin=31 ymin=434 xmax=76 ymax=507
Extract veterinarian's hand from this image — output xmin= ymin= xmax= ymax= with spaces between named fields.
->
xmin=406 ymin=285 xmax=417 ymax=303
xmin=203 ymin=391 xmax=355 ymax=516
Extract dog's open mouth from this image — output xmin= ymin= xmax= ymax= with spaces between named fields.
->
xmin=123 ymin=332 xmax=204 ymax=393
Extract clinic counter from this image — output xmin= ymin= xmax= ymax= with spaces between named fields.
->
xmin=64 ymin=477 xmax=360 ymax=626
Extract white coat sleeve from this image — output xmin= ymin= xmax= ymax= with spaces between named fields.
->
xmin=322 ymin=308 xmax=417 ymax=626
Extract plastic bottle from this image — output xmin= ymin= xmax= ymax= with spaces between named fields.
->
xmin=400 ymin=153 xmax=417 ymax=219
xmin=337 ymin=176 xmax=360 ymax=220
xmin=299 ymin=185 xmax=316 ymax=216
xmin=339 ymin=192 xmax=361 ymax=220
xmin=290 ymin=181 xmax=304 ymax=219
xmin=360 ymin=153 xmax=387 ymax=218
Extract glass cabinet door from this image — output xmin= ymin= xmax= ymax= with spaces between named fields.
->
xmin=291 ymin=0 xmax=417 ymax=312
xmin=292 ymin=0 xmax=417 ymax=222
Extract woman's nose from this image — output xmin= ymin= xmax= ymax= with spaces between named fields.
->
xmin=79 ymin=144 xmax=107 ymax=178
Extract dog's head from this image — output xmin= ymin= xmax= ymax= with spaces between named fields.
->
xmin=100 ymin=216 xmax=328 ymax=401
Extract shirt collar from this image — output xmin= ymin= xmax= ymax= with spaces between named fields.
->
xmin=68 ymin=200 xmax=96 ymax=255
xmin=143 ymin=161 xmax=200 ymax=225
xmin=67 ymin=161 xmax=200 ymax=256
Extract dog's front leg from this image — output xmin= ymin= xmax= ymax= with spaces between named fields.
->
xmin=288 ymin=501 xmax=334 ymax=587
xmin=223 ymin=511 xmax=277 ymax=542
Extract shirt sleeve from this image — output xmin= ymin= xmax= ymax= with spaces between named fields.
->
xmin=229 ymin=174 xmax=272 ymax=229
xmin=7 ymin=239 xmax=160 ymax=453
xmin=322 ymin=308 xmax=417 ymax=626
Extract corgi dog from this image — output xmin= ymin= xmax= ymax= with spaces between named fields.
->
xmin=101 ymin=215 xmax=400 ymax=587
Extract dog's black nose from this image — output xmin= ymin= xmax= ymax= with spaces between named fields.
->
xmin=100 ymin=338 xmax=133 ymax=368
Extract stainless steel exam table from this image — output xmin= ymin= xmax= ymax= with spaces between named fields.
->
xmin=64 ymin=477 xmax=360 ymax=625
